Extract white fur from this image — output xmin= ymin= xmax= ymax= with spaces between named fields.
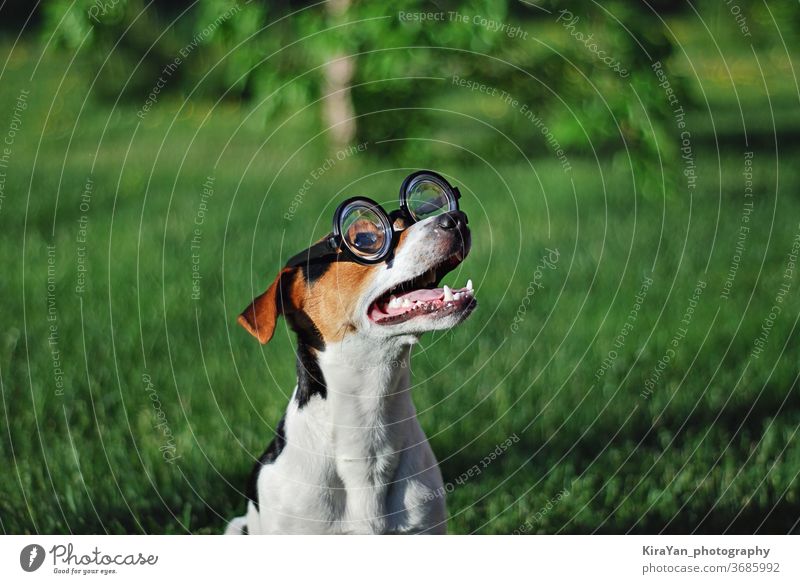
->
xmin=226 ymin=215 xmax=470 ymax=534
xmin=226 ymin=339 xmax=446 ymax=534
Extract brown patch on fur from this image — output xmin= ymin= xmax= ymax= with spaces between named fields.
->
xmin=238 ymin=268 xmax=296 ymax=344
xmin=392 ymin=214 xmax=413 ymax=232
xmin=239 ymin=257 xmax=378 ymax=345
xmin=296 ymin=223 xmax=420 ymax=342
xmin=240 ymin=221 xmax=422 ymax=345
xmin=297 ymin=260 xmax=375 ymax=343
xmin=392 ymin=222 xmax=414 ymax=248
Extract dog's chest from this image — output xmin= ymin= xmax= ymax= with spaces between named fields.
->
xmin=254 ymin=394 xmax=444 ymax=534
xmin=250 ymin=344 xmax=446 ymax=534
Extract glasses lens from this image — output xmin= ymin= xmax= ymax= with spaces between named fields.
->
xmin=339 ymin=202 xmax=391 ymax=261
xmin=405 ymin=176 xmax=454 ymax=221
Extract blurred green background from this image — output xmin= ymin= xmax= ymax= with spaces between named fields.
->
xmin=1 ymin=0 xmax=799 ymax=534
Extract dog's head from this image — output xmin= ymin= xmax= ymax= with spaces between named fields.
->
xmin=238 ymin=203 xmax=475 ymax=350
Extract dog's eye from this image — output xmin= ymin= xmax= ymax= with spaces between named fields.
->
xmin=343 ymin=212 xmax=390 ymax=260
xmin=353 ymin=231 xmax=379 ymax=250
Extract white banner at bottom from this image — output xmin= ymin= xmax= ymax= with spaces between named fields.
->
xmin=0 ymin=535 xmax=796 ymax=583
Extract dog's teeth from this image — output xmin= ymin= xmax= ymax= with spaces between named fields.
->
xmin=466 ymin=279 xmax=473 ymax=291
xmin=443 ymin=285 xmax=454 ymax=302
xmin=401 ymin=298 xmax=412 ymax=308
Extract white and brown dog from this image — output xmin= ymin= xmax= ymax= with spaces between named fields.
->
xmin=227 ymin=175 xmax=475 ymax=534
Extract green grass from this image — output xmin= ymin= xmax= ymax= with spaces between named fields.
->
xmin=1 ymin=40 xmax=799 ymax=534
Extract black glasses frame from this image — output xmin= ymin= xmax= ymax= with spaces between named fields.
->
xmin=285 ymin=170 xmax=461 ymax=267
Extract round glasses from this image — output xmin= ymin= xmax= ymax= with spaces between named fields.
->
xmin=286 ymin=170 xmax=462 ymax=266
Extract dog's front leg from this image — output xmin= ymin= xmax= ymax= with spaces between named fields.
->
xmin=336 ymin=458 xmax=391 ymax=534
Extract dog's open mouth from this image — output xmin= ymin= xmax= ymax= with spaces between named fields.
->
xmin=368 ymin=255 xmax=476 ymax=325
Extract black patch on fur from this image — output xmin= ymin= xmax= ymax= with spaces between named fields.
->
xmin=282 ymin=271 xmax=326 ymax=352
xmin=295 ymin=341 xmax=327 ymax=408
xmin=246 ymin=415 xmax=286 ymax=510
xmin=277 ymin=268 xmax=327 ymax=408
xmin=291 ymin=310 xmax=325 ymax=352
xmin=300 ymin=259 xmax=332 ymax=286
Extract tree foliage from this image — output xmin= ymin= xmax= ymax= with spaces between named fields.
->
xmin=41 ymin=0 xmax=697 ymax=174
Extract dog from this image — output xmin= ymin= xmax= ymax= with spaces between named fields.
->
xmin=226 ymin=181 xmax=475 ymax=534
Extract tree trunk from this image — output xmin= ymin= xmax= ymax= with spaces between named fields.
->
xmin=321 ymin=0 xmax=356 ymax=153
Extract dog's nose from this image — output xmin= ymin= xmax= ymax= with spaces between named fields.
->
xmin=436 ymin=210 xmax=467 ymax=230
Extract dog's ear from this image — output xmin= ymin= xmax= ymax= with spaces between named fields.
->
xmin=238 ymin=268 xmax=294 ymax=344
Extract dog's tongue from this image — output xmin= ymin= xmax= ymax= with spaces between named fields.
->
xmin=370 ymin=287 xmax=444 ymax=318
xmin=368 ymin=280 xmax=475 ymax=324
xmin=396 ymin=288 xmax=443 ymax=302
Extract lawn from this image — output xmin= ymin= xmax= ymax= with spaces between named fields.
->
xmin=1 ymin=38 xmax=799 ymax=534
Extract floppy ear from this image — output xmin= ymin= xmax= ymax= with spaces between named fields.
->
xmin=238 ymin=269 xmax=293 ymax=344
